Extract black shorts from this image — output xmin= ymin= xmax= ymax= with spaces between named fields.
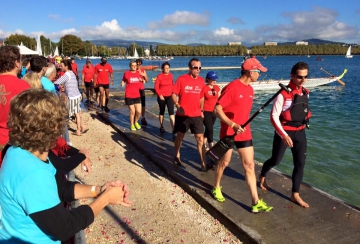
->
xmin=98 ymin=84 xmax=110 ymax=89
xmin=234 ymin=140 xmax=253 ymax=149
xmin=94 ymin=87 xmax=99 ymax=93
xmin=125 ymin=97 xmax=141 ymax=106
xmin=139 ymin=89 xmax=146 ymax=106
xmin=84 ymin=81 xmax=93 ymax=88
xmin=173 ymin=115 xmax=204 ymax=134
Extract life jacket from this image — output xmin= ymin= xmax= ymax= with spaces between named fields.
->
xmin=280 ymin=85 xmax=312 ymax=128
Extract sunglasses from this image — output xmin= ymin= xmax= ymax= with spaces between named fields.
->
xmin=250 ymin=70 xmax=261 ymax=74
xmin=296 ymin=75 xmax=308 ymax=79
xmin=191 ymin=66 xmax=201 ymax=70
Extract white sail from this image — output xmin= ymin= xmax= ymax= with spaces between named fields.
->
xmin=133 ymin=47 xmax=139 ymax=58
xmin=54 ymin=46 xmax=59 ymax=56
xmin=345 ymin=46 xmax=353 ymax=58
xmin=36 ymin=35 xmax=42 ymax=56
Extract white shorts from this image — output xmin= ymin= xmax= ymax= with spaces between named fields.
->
xmin=68 ymin=96 xmax=82 ymax=117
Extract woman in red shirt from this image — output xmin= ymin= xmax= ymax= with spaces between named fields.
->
xmin=154 ymin=62 xmax=175 ymax=132
xmin=200 ymin=71 xmax=220 ymax=150
xmin=121 ymin=60 xmax=143 ymax=131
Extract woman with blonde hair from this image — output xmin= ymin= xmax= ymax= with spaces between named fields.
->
xmin=22 ymin=72 xmax=42 ymax=88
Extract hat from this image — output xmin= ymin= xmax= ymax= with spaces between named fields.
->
xmin=101 ymin=57 xmax=107 ymax=61
xmin=206 ymin=71 xmax=219 ymax=80
xmin=86 ymin=59 xmax=91 ymax=63
xmin=242 ymin=57 xmax=268 ymax=72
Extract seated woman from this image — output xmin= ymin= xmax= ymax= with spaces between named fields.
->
xmin=0 ymin=89 xmax=131 ymax=243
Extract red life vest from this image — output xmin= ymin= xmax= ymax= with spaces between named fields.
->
xmin=280 ymin=86 xmax=312 ymax=128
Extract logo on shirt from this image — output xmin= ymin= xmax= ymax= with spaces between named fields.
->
xmin=185 ymin=85 xmax=193 ymax=91
xmin=130 ymin=77 xmax=140 ymax=83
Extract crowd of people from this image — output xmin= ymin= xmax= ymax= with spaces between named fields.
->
xmin=0 ymin=44 xmax=313 ymax=241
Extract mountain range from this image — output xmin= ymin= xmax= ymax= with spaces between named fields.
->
xmin=88 ymin=38 xmax=355 ymax=49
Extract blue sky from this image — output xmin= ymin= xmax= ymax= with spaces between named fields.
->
xmin=1 ymin=0 xmax=359 ymax=44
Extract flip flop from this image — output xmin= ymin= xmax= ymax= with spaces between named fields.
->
xmin=72 ymin=132 xmax=82 ymax=136
xmin=81 ymin=129 xmax=89 ymax=134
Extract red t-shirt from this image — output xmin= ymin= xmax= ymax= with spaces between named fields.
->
xmin=154 ymin=73 xmax=174 ymax=97
xmin=217 ymin=79 xmax=254 ymax=141
xmin=200 ymin=85 xmax=220 ymax=112
xmin=95 ymin=63 xmax=113 ymax=85
xmin=122 ymin=71 xmax=142 ymax=98
xmin=137 ymin=68 xmax=146 ymax=90
xmin=82 ymin=65 xmax=95 ymax=82
xmin=0 ymin=75 xmax=30 ymax=144
xmin=71 ymin=62 xmax=78 ymax=75
xmin=173 ymin=73 xmax=204 ymax=117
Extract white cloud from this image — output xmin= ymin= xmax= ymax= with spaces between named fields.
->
xmin=214 ymin=27 xmax=234 ymax=36
xmin=148 ymin=11 xmax=209 ymax=29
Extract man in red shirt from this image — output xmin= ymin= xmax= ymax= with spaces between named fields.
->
xmin=94 ymin=57 xmax=114 ymax=112
xmin=81 ymin=60 xmax=95 ymax=104
xmin=172 ymin=58 xmax=207 ymax=171
xmin=212 ymin=57 xmax=273 ymax=213
xmin=0 ymin=46 xmax=31 ymax=150
xmin=70 ymin=57 xmax=79 ymax=82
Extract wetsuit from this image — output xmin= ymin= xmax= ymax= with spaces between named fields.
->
xmin=260 ymin=80 xmax=312 ymax=192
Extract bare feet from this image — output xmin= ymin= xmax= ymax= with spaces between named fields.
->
xmin=291 ymin=193 xmax=310 ymax=208
xmin=259 ymin=175 xmax=270 ymax=190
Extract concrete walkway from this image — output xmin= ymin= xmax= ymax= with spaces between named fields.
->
xmin=98 ymin=103 xmax=360 ymax=244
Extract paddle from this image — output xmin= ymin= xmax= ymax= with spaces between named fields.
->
xmin=320 ymin=68 xmax=346 ymax=86
xmin=206 ymin=83 xmax=289 ymax=162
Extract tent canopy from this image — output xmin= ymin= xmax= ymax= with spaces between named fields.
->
xmin=17 ymin=42 xmax=39 ymax=55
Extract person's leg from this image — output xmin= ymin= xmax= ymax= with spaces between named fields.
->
xmin=140 ymin=90 xmax=147 ymax=125
xmin=128 ymin=104 xmax=135 ymax=127
xmin=212 ymin=149 xmax=233 ymax=202
xmin=166 ymin=96 xmax=175 ymax=131
xmin=105 ymin=88 xmax=110 ymax=108
xmin=237 ymin=146 xmax=259 ymax=205
xmin=259 ymin=132 xmax=287 ymax=190
xmin=99 ymin=86 xmax=105 ymax=109
xmin=202 ymin=112 xmax=213 ymax=150
xmin=89 ymin=82 xmax=94 ymax=103
xmin=194 ymin=133 xmax=206 ymax=168
xmin=134 ymin=103 xmax=142 ymax=126
xmin=290 ymin=130 xmax=309 ymax=208
xmin=174 ymin=132 xmax=185 ymax=159
xmin=208 ymin=114 xmax=217 ymax=148
xmin=157 ymin=97 xmax=166 ymax=129
xmin=75 ymin=112 xmax=82 ymax=135
xmin=85 ymin=83 xmax=90 ymax=102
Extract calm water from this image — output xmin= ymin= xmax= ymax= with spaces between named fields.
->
xmin=78 ymin=56 xmax=360 ymax=207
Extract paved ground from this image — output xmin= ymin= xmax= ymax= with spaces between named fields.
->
xmin=84 ymin=97 xmax=360 ymax=244
xmin=69 ymin=109 xmax=242 ymax=244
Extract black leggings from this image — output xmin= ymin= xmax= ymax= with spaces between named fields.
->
xmin=157 ymin=96 xmax=174 ymax=115
xmin=260 ymin=129 xmax=307 ymax=193
xmin=203 ymin=111 xmax=217 ymax=143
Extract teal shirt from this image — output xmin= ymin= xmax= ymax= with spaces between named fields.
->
xmin=41 ymin=76 xmax=57 ymax=94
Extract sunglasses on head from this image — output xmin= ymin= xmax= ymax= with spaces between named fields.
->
xmin=296 ymin=75 xmax=308 ymax=79
xmin=191 ymin=66 xmax=201 ymax=70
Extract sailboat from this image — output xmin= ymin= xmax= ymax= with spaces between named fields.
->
xmin=54 ymin=46 xmax=59 ymax=56
xmin=36 ymin=35 xmax=42 ymax=56
xmin=345 ymin=46 xmax=353 ymax=58
xmin=85 ymin=46 xmax=101 ymax=59
xmin=126 ymin=44 xmax=139 ymax=59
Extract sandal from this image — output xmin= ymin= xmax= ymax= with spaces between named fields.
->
xmin=72 ymin=131 xmax=82 ymax=136
xmin=160 ymin=126 xmax=165 ymax=133
xmin=174 ymin=157 xmax=182 ymax=166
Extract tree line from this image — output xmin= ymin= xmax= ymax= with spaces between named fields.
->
xmin=4 ymin=33 xmax=359 ymax=57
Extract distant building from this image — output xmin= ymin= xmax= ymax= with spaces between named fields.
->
xmin=228 ymin=42 xmax=242 ymax=46
xmin=264 ymin=42 xmax=277 ymax=46
xmin=296 ymin=41 xmax=308 ymax=45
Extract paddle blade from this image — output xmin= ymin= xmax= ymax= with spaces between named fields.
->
xmin=206 ymin=135 xmax=235 ymax=162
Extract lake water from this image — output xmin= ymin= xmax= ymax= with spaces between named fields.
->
xmin=78 ymin=56 xmax=360 ymax=207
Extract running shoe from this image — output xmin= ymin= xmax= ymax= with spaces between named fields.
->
xmin=212 ymin=186 xmax=225 ymax=202
xmin=130 ymin=125 xmax=136 ymax=131
xmin=251 ymin=199 xmax=273 ymax=213
xmin=135 ymin=122 xmax=141 ymax=130
xmin=141 ymin=118 xmax=148 ymax=126
xmin=104 ymin=106 xmax=110 ymax=112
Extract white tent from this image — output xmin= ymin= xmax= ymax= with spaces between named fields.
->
xmin=17 ymin=42 xmax=39 ymax=55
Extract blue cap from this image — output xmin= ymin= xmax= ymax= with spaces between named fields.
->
xmin=206 ymin=71 xmax=219 ymax=80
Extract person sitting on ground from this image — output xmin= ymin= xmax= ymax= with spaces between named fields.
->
xmin=54 ymin=59 xmax=87 ymax=136
xmin=154 ymin=61 xmax=175 ymax=132
xmin=121 ymin=60 xmax=143 ymax=131
xmin=0 ymin=89 xmax=131 ymax=243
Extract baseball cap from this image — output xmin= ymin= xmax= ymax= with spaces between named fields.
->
xmin=86 ymin=59 xmax=91 ymax=63
xmin=206 ymin=71 xmax=219 ymax=80
xmin=242 ymin=57 xmax=268 ymax=72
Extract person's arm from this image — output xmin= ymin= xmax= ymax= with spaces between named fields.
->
xmin=110 ymin=72 xmax=114 ymax=85
xmin=49 ymin=150 xmax=86 ymax=174
xmin=214 ymin=104 xmax=244 ymax=134
xmin=81 ymin=70 xmax=85 ymax=85
xmin=141 ymin=70 xmax=148 ymax=83
xmin=53 ymin=72 xmax=69 ymax=85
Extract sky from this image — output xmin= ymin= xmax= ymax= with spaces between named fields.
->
xmin=1 ymin=0 xmax=359 ymax=45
